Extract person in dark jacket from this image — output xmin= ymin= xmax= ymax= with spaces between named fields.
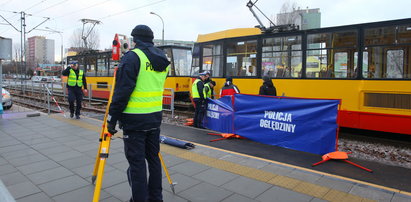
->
xmin=61 ymin=61 xmax=87 ymax=119
xmin=106 ymin=25 xmax=170 ymax=202
xmin=220 ymin=77 xmax=240 ymax=97
xmin=259 ymin=76 xmax=277 ymax=96
xmin=191 ymin=72 xmax=207 ymax=128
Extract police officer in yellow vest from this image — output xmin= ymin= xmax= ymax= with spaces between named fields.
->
xmin=61 ymin=61 xmax=87 ymax=119
xmin=192 ymin=72 xmax=207 ymax=128
xmin=106 ymin=25 xmax=170 ymax=202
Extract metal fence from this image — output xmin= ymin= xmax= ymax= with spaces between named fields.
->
xmin=2 ymin=79 xmax=175 ymax=118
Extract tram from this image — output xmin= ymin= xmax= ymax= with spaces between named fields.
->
xmin=65 ymin=45 xmax=193 ymax=101
xmin=191 ymin=18 xmax=411 ymax=135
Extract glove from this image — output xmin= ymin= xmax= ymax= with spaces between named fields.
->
xmin=107 ymin=121 xmax=118 ymax=135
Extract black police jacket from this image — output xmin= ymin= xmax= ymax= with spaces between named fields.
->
xmin=108 ymin=40 xmax=170 ymax=131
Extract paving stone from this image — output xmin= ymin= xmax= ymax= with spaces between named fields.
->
xmin=73 ymin=143 xmax=99 ymax=152
xmin=284 ymin=169 xmax=323 ymax=183
xmin=222 ymin=176 xmax=272 ymax=199
xmin=0 ymin=144 xmax=29 ymax=154
xmin=72 ymin=163 xmax=115 ymax=178
xmin=170 ymin=161 xmax=211 ymax=176
xmin=256 ymin=186 xmax=313 ymax=202
xmin=37 ymin=144 xmax=72 ymax=155
xmin=111 ymin=160 xmax=129 ymax=171
xmin=47 ymin=150 xmax=84 ymax=162
xmin=106 ymin=152 xmax=128 ymax=164
xmin=27 ymin=166 xmax=74 ymax=185
xmin=7 ymin=153 xmax=49 ymax=167
xmin=221 ymin=193 xmax=258 ymax=202
xmin=162 ymin=173 xmax=201 ymax=194
xmin=98 ymin=169 xmax=128 ymax=189
xmin=0 ymin=157 xmax=8 ymax=166
xmin=17 ymin=159 xmax=60 ymax=175
xmin=103 ymin=181 xmax=131 ymax=202
xmin=179 ymin=182 xmax=233 ymax=202
xmin=30 ymin=141 xmax=62 ymax=150
xmin=0 ymin=164 xmax=17 ymax=176
xmin=261 ymin=163 xmax=295 ymax=176
xmin=16 ymin=192 xmax=53 ymax=202
xmin=391 ymin=193 xmax=411 ymax=202
xmin=309 ymin=197 xmax=328 ymax=202
xmin=349 ymin=184 xmax=394 ymax=202
xmin=20 ymin=137 xmax=53 ymax=146
xmin=191 ymin=146 xmax=229 ymax=158
xmin=161 ymin=154 xmax=187 ymax=167
xmin=162 ymin=190 xmax=189 ymax=202
xmin=38 ymin=175 xmax=89 ymax=197
xmin=6 ymin=181 xmax=41 ymax=200
xmin=0 ymin=139 xmax=21 ymax=148
xmin=1 ymin=148 xmax=40 ymax=160
xmin=0 ymin=172 xmax=29 ymax=186
xmin=52 ymin=185 xmax=111 ymax=202
xmin=99 ymin=196 xmax=123 ymax=202
xmin=193 ymin=168 xmax=239 ymax=186
xmin=314 ymin=176 xmax=355 ymax=192
xmin=58 ymin=155 xmax=94 ymax=169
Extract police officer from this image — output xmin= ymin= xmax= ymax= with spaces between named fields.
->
xmin=204 ymin=80 xmax=216 ymax=99
xmin=191 ymin=72 xmax=207 ymax=128
xmin=61 ymin=61 xmax=87 ymax=119
xmin=106 ymin=25 xmax=170 ymax=202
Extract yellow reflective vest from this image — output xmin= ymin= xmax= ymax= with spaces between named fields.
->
xmin=123 ymin=48 xmax=169 ymax=114
xmin=68 ymin=69 xmax=83 ymax=87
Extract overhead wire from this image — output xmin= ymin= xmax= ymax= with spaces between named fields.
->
xmin=31 ymin=0 xmax=69 ymax=15
xmin=98 ymin=0 xmax=166 ymax=20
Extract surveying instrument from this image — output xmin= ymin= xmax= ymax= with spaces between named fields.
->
xmin=92 ymin=36 xmax=176 ymax=201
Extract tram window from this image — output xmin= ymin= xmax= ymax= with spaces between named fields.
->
xmin=334 ymin=52 xmax=348 ymax=78
xmin=191 ymin=45 xmax=200 ymax=76
xmin=398 ymin=25 xmax=411 ymax=44
xmin=365 ymin=27 xmax=395 ymax=46
xmin=307 ymin=30 xmax=357 ymax=78
xmin=202 ymin=44 xmax=223 ymax=77
xmin=97 ymin=58 xmax=108 ymax=77
xmin=172 ymin=48 xmax=192 ymax=76
xmin=225 ymin=40 xmax=257 ymax=77
xmin=386 ymin=50 xmax=404 ymax=78
xmin=262 ymin=36 xmax=301 ymax=78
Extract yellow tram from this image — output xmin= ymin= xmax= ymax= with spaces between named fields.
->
xmin=191 ymin=18 xmax=411 ymax=135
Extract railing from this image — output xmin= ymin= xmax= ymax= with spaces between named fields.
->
xmin=2 ymin=79 xmax=175 ymax=117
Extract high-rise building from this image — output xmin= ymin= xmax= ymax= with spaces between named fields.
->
xmin=277 ymin=7 xmax=321 ymax=30
xmin=27 ymin=36 xmax=55 ymax=69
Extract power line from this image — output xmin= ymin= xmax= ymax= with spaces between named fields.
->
xmin=54 ymin=0 xmax=113 ymax=19
xmin=23 ymin=0 xmax=48 ymax=12
xmin=98 ymin=0 xmax=166 ymax=20
xmin=31 ymin=0 xmax=68 ymax=15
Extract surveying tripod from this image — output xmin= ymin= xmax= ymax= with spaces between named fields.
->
xmin=91 ymin=67 xmax=176 ymax=202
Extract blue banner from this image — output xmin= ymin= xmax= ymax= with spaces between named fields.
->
xmin=204 ymin=96 xmax=234 ymax=133
xmin=233 ymin=94 xmax=339 ymax=155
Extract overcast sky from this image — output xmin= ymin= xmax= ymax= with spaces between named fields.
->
xmin=1 ymin=0 xmax=410 ymax=61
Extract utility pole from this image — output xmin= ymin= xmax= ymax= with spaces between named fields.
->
xmin=1 ymin=12 xmax=49 ymax=80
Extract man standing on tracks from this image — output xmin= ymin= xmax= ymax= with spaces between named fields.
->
xmin=62 ymin=61 xmax=87 ymax=119
xmin=192 ymin=72 xmax=207 ymax=128
xmin=106 ymin=25 xmax=170 ymax=202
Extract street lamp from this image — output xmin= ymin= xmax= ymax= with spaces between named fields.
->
xmin=150 ymin=12 xmax=164 ymax=45
xmin=45 ymin=27 xmax=64 ymax=68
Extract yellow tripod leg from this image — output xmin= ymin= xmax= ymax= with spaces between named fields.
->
xmin=92 ymin=132 xmax=112 ymax=202
xmin=159 ymin=152 xmax=176 ymax=193
xmin=91 ymin=67 xmax=118 ymax=201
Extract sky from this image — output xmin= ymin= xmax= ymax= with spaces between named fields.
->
xmin=0 ymin=0 xmax=410 ymax=61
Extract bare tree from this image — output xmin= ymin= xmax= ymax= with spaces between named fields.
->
xmin=69 ymin=27 xmax=100 ymax=50
xmin=277 ymin=1 xmax=299 ymax=25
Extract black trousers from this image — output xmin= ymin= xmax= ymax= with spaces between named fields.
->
xmin=193 ymin=99 xmax=205 ymax=128
xmin=67 ymin=87 xmax=83 ymax=116
xmin=123 ymin=128 xmax=163 ymax=202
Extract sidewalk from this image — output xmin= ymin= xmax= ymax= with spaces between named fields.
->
xmin=0 ymin=113 xmax=410 ymax=202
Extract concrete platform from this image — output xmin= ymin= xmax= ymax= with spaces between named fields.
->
xmin=0 ymin=113 xmax=410 ymax=202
